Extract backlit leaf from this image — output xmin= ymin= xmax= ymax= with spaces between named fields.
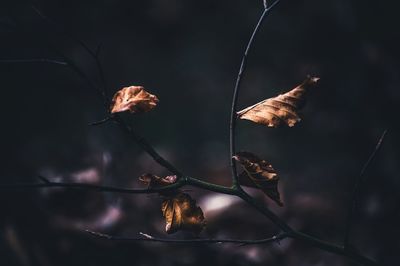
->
xmin=237 ymin=76 xmax=319 ymax=127
xmin=110 ymin=86 xmax=159 ymax=114
xmin=161 ymin=193 xmax=205 ymax=234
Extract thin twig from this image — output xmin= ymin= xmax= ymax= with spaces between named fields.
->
xmin=0 ymin=176 xmax=235 ymax=195
xmin=31 ymin=4 xmax=110 ymax=106
xmin=344 ymin=129 xmax=388 ymax=248
xmin=237 ymin=189 xmax=293 ymax=232
xmin=86 ymin=228 xmax=377 ymax=265
xmin=17 ymin=6 xmax=180 ymax=176
xmin=293 ymin=231 xmax=378 ymax=266
xmin=113 ymin=116 xmax=183 ymax=176
xmin=0 ymin=59 xmax=67 ymax=65
xmin=86 ymin=229 xmax=288 ymax=245
xmin=0 ymin=179 xmax=185 ymax=194
xmin=62 ymin=51 xmax=182 ymax=176
xmin=30 ymin=5 xmax=182 ymax=177
xmin=229 ymin=0 xmax=281 ymax=188
xmin=88 ymin=116 xmax=113 ymax=126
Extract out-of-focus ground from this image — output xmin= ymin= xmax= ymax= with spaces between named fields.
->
xmin=0 ymin=0 xmax=399 ymax=265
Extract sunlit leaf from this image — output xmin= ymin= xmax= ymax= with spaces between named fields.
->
xmin=237 ymin=76 xmax=319 ymax=127
xmin=161 ymin=193 xmax=205 ymax=234
xmin=110 ymin=86 xmax=159 ymax=114
xmin=233 ymin=152 xmax=283 ymax=206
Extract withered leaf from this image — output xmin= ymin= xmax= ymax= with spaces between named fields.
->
xmin=110 ymin=86 xmax=159 ymax=114
xmin=233 ymin=152 xmax=283 ymax=206
xmin=161 ymin=193 xmax=205 ymax=234
xmin=139 ymin=174 xmax=178 ymax=188
xmin=237 ymin=76 xmax=319 ymax=127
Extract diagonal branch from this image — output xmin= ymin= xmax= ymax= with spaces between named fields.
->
xmin=237 ymin=189 xmax=293 ymax=232
xmin=112 ymin=115 xmax=183 ymax=176
xmin=344 ymin=129 xmax=388 ymax=248
xmin=229 ymin=0 xmax=281 ymax=188
xmin=86 ymin=229 xmax=289 ymax=245
xmin=293 ymin=231 xmax=379 ymax=266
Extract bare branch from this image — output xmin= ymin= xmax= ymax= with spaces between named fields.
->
xmin=344 ymin=129 xmax=388 ymax=248
xmin=29 ymin=5 xmax=183 ymax=177
xmin=237 ymin=189 xmax=293 ymax=232
xmin=9 ymin=6 xmax=181 ymax=177
xmin=229 ymin=0 xmax=281 ymax=188
xmin=30 ymin=4 xmax=107 ymax=97
xmin=86 ymin=228 xmax=378 ymax=265
xmin=86 ymin=229 xmax=288 ymax=245
xmin=293 ymin=231 xmax=379 ymax=266
xmin=0 ymin=176 xmax=235 ymax=195
xmin=112 ymin=116 xmax=183 ymax=176
xmin=0 ymin=58 xmax=67 ymax=65
xmin=0 ymin=178 xmax=185 ymax=194
xmin=185 ymin=176 xmax=237 ymax=195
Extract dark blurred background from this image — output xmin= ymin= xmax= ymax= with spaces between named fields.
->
xmin=0 ymin=0 xmax=399 ymax=265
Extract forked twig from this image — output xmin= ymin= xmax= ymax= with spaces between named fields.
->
xmin=26 ymin=5 xmax=184 ymax=177
xmin=229 ymin=0 xmax=281 ymax=188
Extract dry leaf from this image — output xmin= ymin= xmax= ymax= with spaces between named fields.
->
xmin=139 ymin=174 xmax=178 ymax=188
xmin=161 ymin=193 xmax=205 ymax=234
xmin=233 ymin=152 xmax=283 ymax=206
xmin=139 ymin=175 xmax=204 ymax=234
xmin=237 ymin=76 xmax=319 ymax=127
xmin=110 ymin=86 xmax=159 ymax=114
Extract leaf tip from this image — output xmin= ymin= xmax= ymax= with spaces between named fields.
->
xmin=307 ymin=76 xmax=320 ymax=84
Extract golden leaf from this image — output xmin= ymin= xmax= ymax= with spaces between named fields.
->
xmin=237 ymin=76 xmax=319 ymax=127
xmin=110 ymin=86 xmax=159 ymax=114
xmin=233 ymin=152 xmax=283 ymax=206
xmin=161 ymin=193 xmax=205 ymax=234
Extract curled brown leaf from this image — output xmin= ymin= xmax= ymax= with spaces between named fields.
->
xmin=237 ymin=76 xmax=319 ymax=127
xmin=161 ymin=193 xmax=205 ymax=234
xmin=233 ymin=152 xmax=283 ymax=206
xmin=110 ymin=86 xmax=159 ymax=114
xmin=138 ymin=174 xmax=178 ymax=188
